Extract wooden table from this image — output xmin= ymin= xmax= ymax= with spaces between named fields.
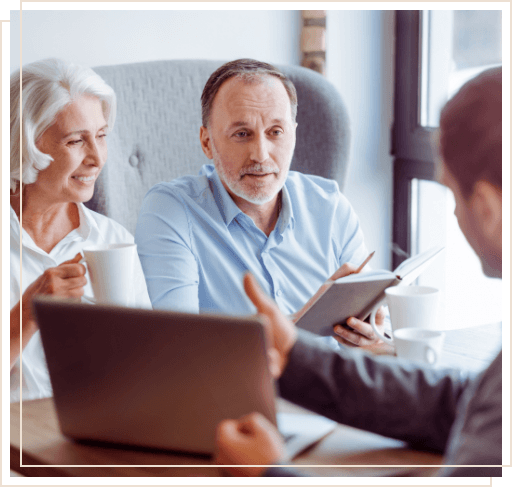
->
xmin=438 ymin=322 xmax=502 ymax=372
xmin=11 ymin=398 xmax=443 ymax=478
xmin=11 ymin=323 xmax=499 ymax=478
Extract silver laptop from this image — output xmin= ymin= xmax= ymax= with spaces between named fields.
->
xmin=33 ymin=297 xmax=335 ymax=457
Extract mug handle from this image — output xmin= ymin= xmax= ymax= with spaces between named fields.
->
xmin=370 ymin=302 xmax=394 ymax=345
xmin=78 ymin=255 xmax=95 ymax=304
xmin=81 ymin=295 xmax=97 ymax=305
xmin=424 ymin=345 xmax=437 ymax=365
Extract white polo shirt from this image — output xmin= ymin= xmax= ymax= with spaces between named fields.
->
xmin=10 ymin=203 xmax=151 ymax=402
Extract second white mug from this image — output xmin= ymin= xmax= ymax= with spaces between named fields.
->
xmin=393 ymin=327 xmax=445 ymax=366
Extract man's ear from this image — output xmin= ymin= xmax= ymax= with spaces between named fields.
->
xmin=471 ymin=181 xmax=502 ymax=241
xmin=199 ymin=126 xmax=213 ymax=159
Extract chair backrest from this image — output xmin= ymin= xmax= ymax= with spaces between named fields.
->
xmin=88 ymin=60 xmax=351 ymax=234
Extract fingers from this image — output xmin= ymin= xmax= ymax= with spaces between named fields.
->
xmin=288 ymin=311 xmax=299 ymax=323
xmin=44 ymin=264 xmax=86 ymax=280
xmin=334 ymin=323 xmax=375 ymax=347
xmin=243 ymin=273 xmax=297 ymax=375
xmin=375 ymin=306 xmax=386 ymax=324
xmin=217 ymin=418 xmax=239 ymax=442
xmin=346 ymin=317 xmax=378 ymax=339
xmin=243 ymin=273 xmax=280 ymax=318
xmin=217 ymin=414 xmax=265 ymax=440
xmin=60 ymin=252 xmax=83 ymax=265
xmin=215 ymin=420 xmax=243 ymax=467
xmin=330 ymin=262 xmax=358 ymax=281
xmin=30 ymin=255 xmax=88 ymax=299
xmin=41 ymin=253 xmax=87 ymax=283
xmin=334 ymin=318 xmax=381 ymax=347
xmin=237 ymin=412 xmax=274 ymax=434
xmin=215 ymin=414 xmax=264 ymax=461
xmin=217 ymin=413 xmax=281 ymax=450
xmin=267 ymin=348 xmax=284 ymax=379
xmin=38 ymin=273 xmax=87 ymax=296
xmin=58 ymin=253 xmax=86 ymax=276
xmin=215 ymin=412 xmax=285 ymax=477
xmin=333 ymin=305 xmax=387 ymax=347
xmin=62 ymin=277 xmax=87 ymax=295
xmin=251 ymin=307 xmax=281 ymax=378
xmin=332 ymin=333 xmax=358 ymax=348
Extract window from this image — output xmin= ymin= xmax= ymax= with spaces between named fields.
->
xmin=393 ymin=10 xmax=502 ymax=329
xmin=420 ymin=10 xmax=502 ymax=127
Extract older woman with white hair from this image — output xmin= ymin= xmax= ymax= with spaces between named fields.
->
xmin=10 ymin=58 xmax=150 ymax=402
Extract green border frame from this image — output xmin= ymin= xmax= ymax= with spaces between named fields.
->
xmin=0 ymin=0 xmax=512 ymax=487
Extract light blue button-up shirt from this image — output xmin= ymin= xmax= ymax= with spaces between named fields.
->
xmin=135 ymin=164 xmax=368 ymax=316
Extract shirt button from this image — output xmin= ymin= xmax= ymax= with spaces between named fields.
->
xmin=276 ymin=289 xmax=283 ymax=297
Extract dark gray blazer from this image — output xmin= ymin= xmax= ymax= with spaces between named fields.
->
xmin=265 ymin=330 xmax=502 ymax=477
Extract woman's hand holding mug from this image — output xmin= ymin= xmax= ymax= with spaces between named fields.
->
xmin=20 ymin=253 xmax=87 ymax=325
xmin=10 ymin=253 xmax=86 ymax=367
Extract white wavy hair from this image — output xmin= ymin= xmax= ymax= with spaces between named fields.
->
xmin=10 ymin=58 xmax=116 ymax=193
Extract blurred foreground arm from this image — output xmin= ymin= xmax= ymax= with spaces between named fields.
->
xmin=243 ymin=273 xmax=297 ymax=378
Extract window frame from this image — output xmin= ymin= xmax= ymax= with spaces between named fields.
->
xmin=392 ymin=10 xmax=437 ymax=269
xmin=392 ymin=10 xmax=503 ymax=270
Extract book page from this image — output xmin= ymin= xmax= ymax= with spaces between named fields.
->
xmin=393 ymin=246 xmax=444 ymax=280
xmin=334 ymin=269 xmax=394 ymax=284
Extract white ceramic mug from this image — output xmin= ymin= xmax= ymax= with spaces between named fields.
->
xmin=393 ymin=328 xmax=445 ymax=366
xmin=81 ymin=243 xmax=137 ymax=306
xmin=370 ymin=285 xmax=440 ymax=346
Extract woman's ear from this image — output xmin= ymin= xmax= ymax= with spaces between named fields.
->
xmin=199 ymin=126 xmax=213 ymax=159
xmin=471 ymin=181 xmax=502 ymax=242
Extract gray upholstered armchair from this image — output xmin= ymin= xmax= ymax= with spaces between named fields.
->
xmin=87 ymin=60 xmax=351 ymax=233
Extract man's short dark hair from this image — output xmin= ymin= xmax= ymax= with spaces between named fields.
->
xmin=439 ymin=67 xmax=502 ymax=197
xmin=201 ymin=59 xmax=298 ymax=127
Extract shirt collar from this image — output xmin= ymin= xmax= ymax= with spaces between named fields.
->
xmin=10 ymin=202 xmax=97 ymax=246
xmin=75 ymin=202 xmax=98 ymax=240
xmin=276 ymin=181 xmax=295 ymax=234
xmin=10 ymin=205 xmax=21 ymax=242
xmin=204 ymin=164 xmax=295 ymax=232
xmin=204 ymin=165 xmax=244 ymax=226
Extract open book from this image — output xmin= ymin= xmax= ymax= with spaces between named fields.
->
xmin=296 ymin=246 xmax=444 ymax=336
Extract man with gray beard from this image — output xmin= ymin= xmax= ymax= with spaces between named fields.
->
xmin=135 ymin=59 xmax=385 ymax=348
